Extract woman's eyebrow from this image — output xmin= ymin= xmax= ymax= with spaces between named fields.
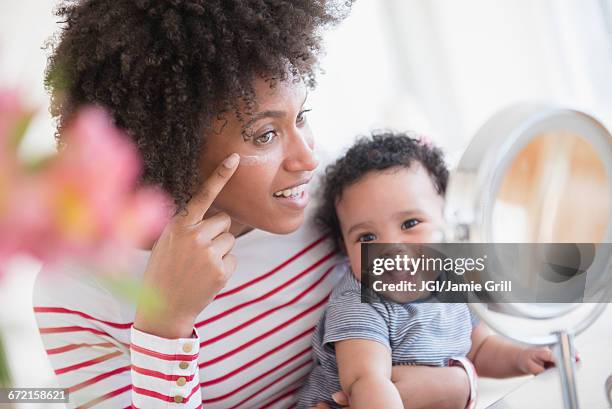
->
xmin=243 ymin=92 xmax=309 ymax=129
xmin=243 ymin=110 xmax=285 ymax=129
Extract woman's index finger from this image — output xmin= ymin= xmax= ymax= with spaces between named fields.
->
xmin=180 ymin=153 xmax=240 ymax=225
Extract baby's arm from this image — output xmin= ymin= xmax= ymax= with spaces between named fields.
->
xmin=335 ymin=338 xmax=403 ymax=409
xmin=468 ymin=322 xmax=554 ymax=377
xmin=391 ymin=365 xmax=471 ymax=409
xmin=327 ymin=365 xmax=471 ymax=409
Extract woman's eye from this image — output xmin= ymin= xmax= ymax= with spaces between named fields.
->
xmin=296 ymin=109 xmax=311 ymax=125
xmin=401 ymin=219 xmax=420 ymax=230
xmin=358 ymin=233 xmax=377 ymax=243
xmin=254 ymin=131 xmax=277 ymax=145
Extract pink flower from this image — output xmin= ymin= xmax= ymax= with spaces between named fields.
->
xmin=0 ymin=90 xmax=35 ymax=265
xmin=117 ymin=186 xmax=172 ymax=248
xmin=0 ymin=92 xmax=171 ymax=277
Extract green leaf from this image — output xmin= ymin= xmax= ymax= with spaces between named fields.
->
xmin=98 ymin=275 xmax=164 ymax=316
xmin=0 ymin=332 xmax=12 ymax=387
xmin=24 ymin=154 xmax=56 ymax=173
xmin=8 ymin=110 xmax=35 ymax=151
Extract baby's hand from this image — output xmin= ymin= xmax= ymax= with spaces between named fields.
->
xmin=516 ymin=347 xmax=555 ymax=375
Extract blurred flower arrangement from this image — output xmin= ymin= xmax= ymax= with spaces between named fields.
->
xmin=0 ymin=89 xmax=171 ymax=386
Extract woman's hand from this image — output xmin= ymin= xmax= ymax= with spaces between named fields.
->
xmin=134 ymin=153 xmax=240 ymax=339
xmin=310 ymin=391 xmax=351 ymax=408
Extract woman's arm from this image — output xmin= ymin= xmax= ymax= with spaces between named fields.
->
xmin=33 ymin=157 xmax=242 ymax=408
xmin=34 ymin=296 xmax=203 ymax=408
xmin=322 ymin=365 xmax=471 ymax=409
xmin=335 ymin=339 xmax=403 ymax=409
xmin=134 ymin=153 xmax=240 ymax=339
xmin=468 ymin=323 xmax=554 ymax=377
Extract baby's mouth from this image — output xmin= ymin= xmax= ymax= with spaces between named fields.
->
xmin=385 ymin=269 xmax=415 ymax=282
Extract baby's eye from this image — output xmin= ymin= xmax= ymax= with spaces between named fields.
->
xmin=401 ymin=219 xmax=420 ymax=230
xmin=296 ymin=109 xmax=311 ymax=125
xmin=254 ymin=131 xmax=277 ymax=146
xmin=358 ymin=233 xmax=377 ymax=243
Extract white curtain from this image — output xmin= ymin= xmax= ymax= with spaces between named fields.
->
xmin=311 ymin=0 xmax=612 ymax=161
xmin=378 ymin=0 xmax=612 ymax=156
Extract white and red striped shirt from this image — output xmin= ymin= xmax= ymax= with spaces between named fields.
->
xmin=33 ymin=216 xmax=343 ymax=409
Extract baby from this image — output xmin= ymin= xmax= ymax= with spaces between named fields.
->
xmin=297 ymin=132 xmax=555 ymax=409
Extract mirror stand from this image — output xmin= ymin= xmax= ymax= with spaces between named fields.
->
xmin=552 ymin=300 xmax=609 ymax=408
xmin=555 ymin=331 xmax=579 ymax=409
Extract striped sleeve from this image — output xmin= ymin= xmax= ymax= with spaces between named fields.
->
xmin=322 ymin=288 xmax=391 ymax=350
xmin=130 ymin=326 xmax=202 ymax=408
xmin=468 ymin=308 xmax=480 ymax=328
xmin=33 ymin=267 xmax=203 ymax=409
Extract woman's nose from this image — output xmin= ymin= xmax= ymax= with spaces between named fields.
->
xmin=283 ymin=128 xmax=319 ymax=172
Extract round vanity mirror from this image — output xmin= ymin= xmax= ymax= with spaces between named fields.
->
xmin=492 ymin=130 xmax=608 ymax=243
xmin=444 ymin=104 xmax=612 ymax=409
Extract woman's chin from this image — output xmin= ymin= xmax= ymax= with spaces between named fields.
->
xmin=253 ymin=212 xmax=306 ymax=235
xmin=270 ymin=214 xmax=305 ymax=234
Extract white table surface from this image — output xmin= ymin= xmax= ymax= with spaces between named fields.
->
xmin=486 ymin=305 xmax=612 ymax=409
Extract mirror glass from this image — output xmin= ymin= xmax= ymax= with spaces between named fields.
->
xmin=464 ymin=114 xmax=612 ymax=339
xmin=492 ymin=131 xmax=610 ymax=243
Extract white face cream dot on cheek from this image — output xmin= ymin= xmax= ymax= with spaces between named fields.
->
xmin=238 ymin=153 xmax=274 ymax=166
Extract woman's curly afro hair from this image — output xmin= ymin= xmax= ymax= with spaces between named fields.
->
xmin=316 ymin=131 xmax=449 ymax=251
xmin=45 ymin=0 xmax=352 ymax=210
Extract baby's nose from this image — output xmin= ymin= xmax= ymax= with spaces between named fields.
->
xmin=377 ymin=243 xmax=420 ymax=260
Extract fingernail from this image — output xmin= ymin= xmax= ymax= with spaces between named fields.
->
xmin=331 ymin=392 xmax=342 ymax=403
xmin=223 ymin=153 xmax=240 ymax=168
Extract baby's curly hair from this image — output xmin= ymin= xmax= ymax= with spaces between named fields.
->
xmin=45 ymin=0 xmax=351 ymax=210
xmin=316 ymin=131 xmax=449 ymax=251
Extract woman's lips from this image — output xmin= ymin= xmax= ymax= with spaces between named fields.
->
xmin=272 ymin=182 xmax=308 ymax=198
xmin=272 ymin=189 xmax=309 ymax=210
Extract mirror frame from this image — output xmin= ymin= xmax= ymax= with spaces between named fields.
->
xmin=444 ymin=104 xmax=612 ymax=343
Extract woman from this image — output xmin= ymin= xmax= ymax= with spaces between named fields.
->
xmin=35 ymin=1 xmax=472 ymax=408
